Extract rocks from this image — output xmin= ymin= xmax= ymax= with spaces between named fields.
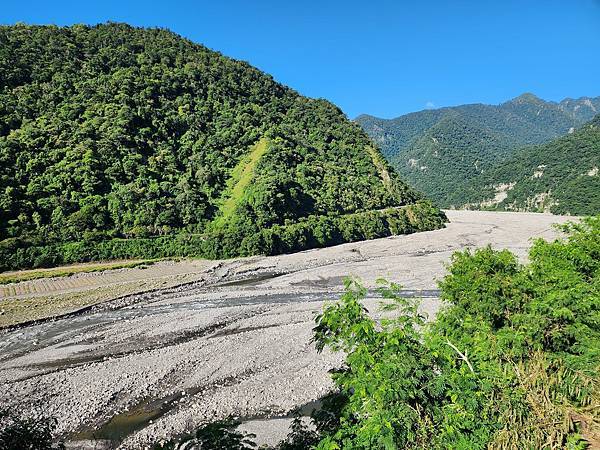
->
xmin=0 ymin=211 xmax=572 ymax=448
xmin=65 ymin=440 xmax=115 ymax=450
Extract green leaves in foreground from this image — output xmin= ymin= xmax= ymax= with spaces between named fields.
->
xmin=0 ymin=409 xmax=64 ymax=450
xmin=313 ymin=216 xmax=600 ymax=449
xmin=153 ymin=419 xmax=257 ymax=450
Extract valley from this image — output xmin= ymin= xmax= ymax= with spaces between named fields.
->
xmin=0 ymin=10 xmax=598 ymax=450
xmin=357 ymin=94 xmax=600 ymax=213
xmin=0 ymin=210 xmax=573 ymax=449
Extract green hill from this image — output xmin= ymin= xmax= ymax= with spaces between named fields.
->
xmin=458 ymin=115 xmax=600 ymax=215
xmin=356 ymin=94 xmax=600 ymax=206
xmin=0 ymin=23 xmax=445 ymax=270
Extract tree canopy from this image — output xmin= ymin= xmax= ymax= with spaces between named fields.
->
xmin=357 ymin=94 xmax=600 ymax=207
xmin=0 ymin=23 xmax=445 ymax=270
xmin=458 ymin=115 xmax=600 ymax=215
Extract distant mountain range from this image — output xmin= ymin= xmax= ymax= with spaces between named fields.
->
xmin=356 ymin=94 xmax=600 ymax=209
xmin=459 ymin=115 xmax=600 ymax=215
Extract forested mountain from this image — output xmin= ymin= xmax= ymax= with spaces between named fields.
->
xmin=0 ymin=23 xmax=445 ymax=270
xmin=356 ymin=94 xmax=600 ymax=205
xmin=458 ymin=115 xmax=600 ymax=215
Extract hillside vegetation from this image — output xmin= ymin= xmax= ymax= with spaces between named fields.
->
xmin=460 ymin=115 xmax=600 ymax=215
xmin=0 ymin=23 xmax=445 ymax=270
xmin=357 ymin=94 xmax=600 ymax=206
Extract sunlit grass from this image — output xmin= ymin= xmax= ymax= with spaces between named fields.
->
xmin=0 ymin=259 xmax=157 ymax=285
xmin=214 ymin=138 xmax=270 ymax=224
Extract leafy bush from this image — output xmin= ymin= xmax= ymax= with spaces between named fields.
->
xmin=312 ymin=216 xmax=600 ymax=449
xmin=153 ymin=419 xmax=257 ymax=450
xmin=0 ymin=409 xmax=64 ymax=450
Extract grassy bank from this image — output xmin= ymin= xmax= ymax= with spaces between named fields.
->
xmin=0 ymin=260 xmax=157 ymax=285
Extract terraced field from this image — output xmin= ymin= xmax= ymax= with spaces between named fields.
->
xmin=0 ymin=260 xmax=154 ymax=286
xmin=1 ymin=261 xmax=207 ymax=299
xmin=0 ymin=260 xmax=216 ymax=328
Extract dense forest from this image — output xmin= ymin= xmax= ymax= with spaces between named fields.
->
xmin=356 ymin=94 xmax=600 ymax=206
xmin=0 ymin=23 xmax=445 ymax=270
xmin=459 ymin=115 xmax=600 ymax=215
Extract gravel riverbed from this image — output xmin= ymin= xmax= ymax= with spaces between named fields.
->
xmin=0 ymin=210 xmax=573 ymax=448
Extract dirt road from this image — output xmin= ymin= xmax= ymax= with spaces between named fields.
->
xmin=0 ymin=210 xmax=573 ymax=448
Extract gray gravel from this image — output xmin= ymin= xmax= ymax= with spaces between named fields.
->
xmin=0 ymin=210 xmax=573 ymax=449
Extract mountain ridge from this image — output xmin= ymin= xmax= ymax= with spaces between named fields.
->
xmin=457 ymin=114 xmax=600 ymax=215
xmin=357 ymin=93 xmax=600 ymax=123
xmin=356 ymin=93 xmax=600 ymax=206
xmin=0 ymin=23 xmax=446 ymax=270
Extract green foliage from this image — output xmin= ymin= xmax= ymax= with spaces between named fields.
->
xmin=0 ymin=23 xmax=445 ymax=270
xmin=216 ymin=138 xmax=271 ymax=223
xmin=357 ymin=94 xmax=600 ymax=207
xmin=312 ymin=216 xmax=600 ymax=449
xmin=153 ymin=419 xmax=257 ymax=450
xmin=0 ymin=409 xmax=64 ymax=450
xmin=0 ymin=201 xmax=446 ymax=271
xmin=459 ymin=115 xmax=600 ymax=215
xmin=276 ymin=416 xmax=321 ymax=450
xmin=313 ymin=279 xmax=445 ymax=449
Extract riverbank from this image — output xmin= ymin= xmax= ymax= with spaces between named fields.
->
xmin=0 ymin=210 xmax=574 ymax=448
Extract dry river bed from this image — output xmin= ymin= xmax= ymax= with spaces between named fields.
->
xmin=0 ymin=210 xmax=573 ymax=449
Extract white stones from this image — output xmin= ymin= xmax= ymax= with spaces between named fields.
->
xmin=0 ymin=211 xmax=574 ymax=449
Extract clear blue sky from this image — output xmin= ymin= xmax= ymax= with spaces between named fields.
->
xmin=3 ymin=0 xmax=600 ymax=118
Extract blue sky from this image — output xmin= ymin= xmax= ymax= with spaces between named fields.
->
xmin=3 ymin=0 xmax=600 ymax=118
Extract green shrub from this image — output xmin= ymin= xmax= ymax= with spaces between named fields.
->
xmin=0 ymin=409 xmax=64 ymax=450
xmin=312 ymin=216 xmax=600 ymax=449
